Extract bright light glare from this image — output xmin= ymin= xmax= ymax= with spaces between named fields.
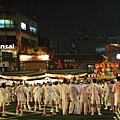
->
xmin=38 ymin=55 xmax=49 ymax=60
xmin=23 ymin=76 xmax=27 ymax=81
xmin=26 ymin=78 xmax=58 ymax=84
xmin=20 ymin=55 xmax=49 ymax=61
xmin=116 ymin=54 xmax=120 ymax=59
xmin=21 ymin=22 xmax=26 ymax=30
xmin=67 ymin=75 xmax=72 ymax=79
xmin=20 ymin=55 xmax=32 ymax=61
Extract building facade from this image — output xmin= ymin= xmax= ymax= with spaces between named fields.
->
xmin=48 ymin=53 xmax=103 ymax=72
xmin=105 ymin=36 xmax=120 ymax=65
xmin=0 ymin=0 xmax=48 ymax=71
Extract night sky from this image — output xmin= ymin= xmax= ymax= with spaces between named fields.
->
xmin=13 ymin=0 xmax=120 ymax=52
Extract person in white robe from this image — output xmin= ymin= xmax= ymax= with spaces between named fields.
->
xmin=68 ymin=82 xmax=78 ymax=114
xmin=33 ymin=83 xmax=43 ymax=111
xmin=41 ymin=82 xmax=47 ymax=104
xmin=6 ymin=85 xmax=11 ymax=105
xmin=25 ymin=84 xmax=33 ymax=110
xmin=86 ymin=78 xmax=103 ymax=115
xmin=109 ymin=80 xmax=114 ymax=111
xmin=42 ymin=82 xmax=56 ymax=116
xmin=112 ymin=76 xmax=120 ymax=113
xmin=78 ymin=83 xmax=89 ymax=115
xmin=15 ymin=83 xmax=27 ymax=116
xmin=103 ymin=80 xmax=110 ymax=110
xmin=0 ymin=83 xmax=8 ymax=117
xmin=60 ymin=78 xmax=69 ymax=115
xmin=29 ymin=84 xmax=34 ymax=102
xmin=53 ymin=81 xmax=60 ymax=112
xmin=11 ymin=85 xmax=16 ymax=101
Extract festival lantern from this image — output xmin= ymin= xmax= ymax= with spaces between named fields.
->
xmin=110 ymin=63 xmax=115 ymax=68
xmin=95 ymin=63 xmax=99 ymax=69
xmin=101 ymin=68 xmax=105 ymax=72
xmin=106 ymin=67 xmax=110 ymax=72
xmin=99 ymin=63 xmax=103 ymax=67
xmin=95 ymin=54 xmax=119 ymax=80
xmin=114 ymin=63 xmax=119 ymax=68
xmin=106 ymin=63 xmax=110 ymax=67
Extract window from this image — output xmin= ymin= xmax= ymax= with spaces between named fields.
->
xmin=21 ymin=22 xmax=26 ymax=30
xmin=30 ymin=26 xmax=37 ymax=33
xmin=5 ymin=20 xmax=14 ymax=28
xmin=30 ymin=39 xmax=37 ymax=46
xmin=21 ymin=37 xmax=29 ymax=46
xmin=0 ymin=19 xmax=14 ymax=28
xmin=0 ymin=20 xmax=4 ymax=28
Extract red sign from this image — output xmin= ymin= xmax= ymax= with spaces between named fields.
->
xmin=54 ymin=59 xmax=78 ymax=69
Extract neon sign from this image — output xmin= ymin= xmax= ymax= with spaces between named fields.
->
xmin=54 ymin=59 xmax=78 ymax=69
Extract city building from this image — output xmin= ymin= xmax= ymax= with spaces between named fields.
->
xmin=0 ymin=0 xmax=48 ymax=71
xmin=48 ymin=53 xmax=103 ymax=72
xmin=105 ymin=36 xmax=120 ymax=64
xmin=0 ymin=0 xmax=119 ymax=73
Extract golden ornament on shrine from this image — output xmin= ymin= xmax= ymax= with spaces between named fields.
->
xmin=95 ymin=55 xmax=119 ymax=80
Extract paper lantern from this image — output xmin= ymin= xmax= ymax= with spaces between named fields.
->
xmin=106 ymin=67 xmax=110 ymax=72
xmin=95 ymin=63 xmax=99 ymax=68
xmin=110 ymin=63 xmax=115 ymax=67
xmin=99 ymin=63 xmax=103 ymax=67
xmin=114 ymin=63 xmax=119 ymax=68
xmin=101 ymin=68 xmax=105 ymax=72
xmin=106 ymin=63 xmax=110 ymax=67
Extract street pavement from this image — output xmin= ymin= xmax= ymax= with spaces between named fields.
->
xmin=0 ymin=101 xmax=115 ymax=120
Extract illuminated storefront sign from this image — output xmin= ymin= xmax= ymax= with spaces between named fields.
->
xmin=20 ymin=55 xmax=49 ymax=61
xmin=54 ymin=59 xmax=79 ymax=69
xmin=0 ymin=44 xmax=14 ymax=49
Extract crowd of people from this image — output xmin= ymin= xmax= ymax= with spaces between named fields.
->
xmin=0 ymin=76 xmax=120 ymax=117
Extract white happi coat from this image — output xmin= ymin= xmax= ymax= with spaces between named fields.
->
xmin=68 ymin=84 xmax=78 ymax=101
xmin=42 ymin=84 xmax=46 ymax=92
xmin=0 ymin=88 xmax=8 ymax=104
xmin=112 ymin=81 xmax=120 ymax=105
xmin=109 ymin=83 xmax=114 ymax=98
xmin=44 ymin=85 xmax=55 ymax=103
xmin=11 ymin=86 xmax=15 ymax=96
xmin=6 ymin=87 xmax=11 ymax=100
xmin=78 ymin=84 xmax=88 ymax=102
xmin=103 ymin=82 xmax=110 ymax=99
xmin=60 ymin=83 xmax=69 ymax=115
xmin=15 ymin=85 xmax=27 ymax=102
xmin=60 ymin=84 xmax=69 ymax=100
xmin=53 ymin=84 xmax=60 ymax=102
xmin=33 ymin=85 xmax=43 ymax=101
xmin=26 ymin=86 xmax=33 ymax=101
xmin=86 ymin=83 xmax=103 ymax=103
